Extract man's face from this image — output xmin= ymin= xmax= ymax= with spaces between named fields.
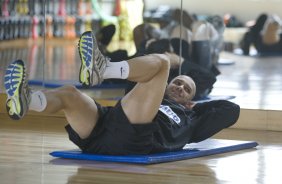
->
xmin=165 ymin=75 xmax=196 ymax=105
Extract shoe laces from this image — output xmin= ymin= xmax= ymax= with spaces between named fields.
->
xmin=94 ymin=50 xmax=109 ymax=84
xmin=24 ymin=81 xmax=32 ymax=106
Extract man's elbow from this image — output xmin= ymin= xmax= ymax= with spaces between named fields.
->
xmin=228 ymin=104 xmax=240 ymax=127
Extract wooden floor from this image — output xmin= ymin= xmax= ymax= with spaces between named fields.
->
xmin=1 ymin=39 xmax=282 ymax=183
xmin=1 ymin=116 xmax=282 ymax=184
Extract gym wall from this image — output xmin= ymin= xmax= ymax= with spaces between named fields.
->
xmin=145 ymin=0 xmax=282 ymax=23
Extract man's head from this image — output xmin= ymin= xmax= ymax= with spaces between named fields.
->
xmin=165 ymin=75 xmax=196 ymax=105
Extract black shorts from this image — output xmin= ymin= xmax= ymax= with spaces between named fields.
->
xmin=65 ymin=101 xmax=159 ymax=155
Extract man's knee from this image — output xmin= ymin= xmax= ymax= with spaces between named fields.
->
xmin=153 ymin=54 xmax=171 ymax=72
xmin=59 ymin=85 xmax=82 ymax=106
xmin=60 ymin=85 xmax=79 ymax=94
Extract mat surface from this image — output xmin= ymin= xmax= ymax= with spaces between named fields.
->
xmin=50 ymin=139 xmax=258 ymax=164
xmin=28 ymin=79 xmax=127 ymax=89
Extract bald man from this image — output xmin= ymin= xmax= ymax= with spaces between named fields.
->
xmin=4 ymin=31 xmax=240 ymax=155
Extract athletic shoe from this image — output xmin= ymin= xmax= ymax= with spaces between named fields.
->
xmin=4 ymin=59 xmax=31 ymax=120
xmin=78 ymin=31 xmax=109 ymax=86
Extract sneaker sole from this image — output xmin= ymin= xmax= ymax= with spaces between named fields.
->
xmin=78 ymin=31 xmax=94 ymax=87
xmin=4 ymin=60 xmax=26 ymax=120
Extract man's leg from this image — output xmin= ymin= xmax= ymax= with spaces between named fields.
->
xmin=5 ymin=33 xmax=171 ymax=140
xmin=79 ymin=52 xmax=170 ymax=124
xmin=78 ymin=31 xmax=172 ymax=124
xmin=41 ymin=86 xmax=99 ymax=139
xmin=121 ymin=54 xmax=170 ymax=124
xmin=36 ymin=33 xmax=170 ymax=138
xmin=4 ymin=60 xmax=99 ymax=139
xmin=80 ymin=50 xmax=170 ymax=124
xmin=52 ymin=51 xmax=170 ymax=138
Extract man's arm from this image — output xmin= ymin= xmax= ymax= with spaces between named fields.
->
xmin=193 ymin=100 xmax=240 ymax=124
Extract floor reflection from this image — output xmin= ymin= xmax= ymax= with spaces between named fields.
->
xmin=212 ymin=52 xmax=282 ymax=110
xmin=62 ymin=163 xmax=217 ymax=184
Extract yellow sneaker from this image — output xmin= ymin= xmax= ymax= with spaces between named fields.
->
xmin=78 ymin=31 xmax=108 ymax=87
xmin=4 ymin=60 xmax=31 ymax=120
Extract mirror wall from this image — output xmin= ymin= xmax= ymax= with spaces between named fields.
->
xmin=0 ymin=0 xmax=143 ymax=92
xmin=1 ymin=0 xmax=282 ymax=110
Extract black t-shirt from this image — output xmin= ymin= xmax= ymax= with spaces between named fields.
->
xmin=152 ymin=97 xmax=240 ymax=153
xmin=157 ymin=98 xmax=195 ymax=128
xmin=152 ymin=97 xmax=197 ymax=152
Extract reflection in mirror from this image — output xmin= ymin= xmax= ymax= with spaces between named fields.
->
xmin=2 ymin=0 xmax=281 ymax=111
xmin=0 ymin=0 xmax=143 ymax=93
xmin=142 ymin=0 xmax=282 ymax=111
xmin=0 ymin=0 xmax=46 ymax=93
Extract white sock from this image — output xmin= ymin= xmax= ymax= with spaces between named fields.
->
xmin=103 ymin=60 xmax=130 ymax=79
xmin=29 ymin=91 xmax=47 ymax=112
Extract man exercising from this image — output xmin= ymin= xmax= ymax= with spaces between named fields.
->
xmin=4 ymin=31 xmax=240 ymax=155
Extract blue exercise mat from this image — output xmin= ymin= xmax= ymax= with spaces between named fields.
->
xmin=28 ymin=79 xmax=127 ymax=89
xmin=50 ymin=139 xmax=258 ymax=164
